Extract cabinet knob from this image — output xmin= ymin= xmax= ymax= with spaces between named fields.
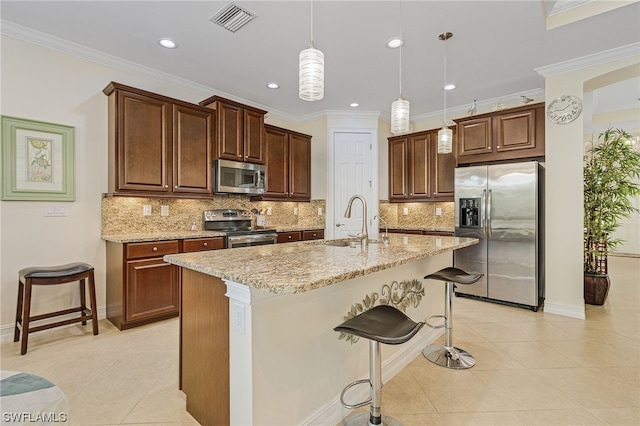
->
xmin=238 ymin=154 xmax=242 ymax=158
xmin=165 ymin=185 xmax=169 ymax=188
xmin=203 ymin=242 xmax=208 ymax=247
xmin=312 ymin=233 xmax=316 ymax=237
xmin=245 ymin=155 xmax=248 ymax=159
xmin=496 ymin=146 xmax=500 ymax=148
xmin=288 ymin=235 xmax=292 ymax=239
xmin=152 ymin=247 xmax=158 ymax=252
xmin=488 ymin=147 xmax=492 ymax=150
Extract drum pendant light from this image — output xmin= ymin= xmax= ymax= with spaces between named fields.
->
xmin=299 ymin=1 xmax=324 ymax=101
xmin=437 ymin=32 xmax=454 ymax=154
xmin=390 ymin=3 xmax=409 ymax=135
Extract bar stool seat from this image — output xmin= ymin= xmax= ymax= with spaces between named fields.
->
xmin=423 ymin=267 xmax=483 ymax=369
xmin=335 ymin=305 xmax=424 ymax=425
xmin=14 ymin=262 xmax=98 ymax=355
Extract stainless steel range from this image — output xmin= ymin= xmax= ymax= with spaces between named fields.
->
xmin=203 ymin=209 xmax=277 ymax=248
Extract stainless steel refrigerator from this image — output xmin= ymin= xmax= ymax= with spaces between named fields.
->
xmin=454 ymin=161 xmax=544 ymax=310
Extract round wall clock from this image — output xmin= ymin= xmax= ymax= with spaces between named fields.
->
xmin=547 ymin=95 xmax=582 ymax=124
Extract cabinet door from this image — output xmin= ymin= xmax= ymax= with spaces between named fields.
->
xmin=125 ymin=258 xmax=179 ymax=323
xmin=494 ymin=109 xmax=536 ymax=153
xmin=217 ymin=102 xmax=243 ymax=161
xmin=431 ymin=129 xmax=456 ymax=199
xmin=389 ymin=138 xmax=408 ymax=200
xmin=302 ymin=229 xmax=324 ymax=240
xmin=243 ymin=109 xmax=265 ymax=164
xmin=458 ymin=117 xmax=492 ymax=158
xmin=117 ymin=91 xmax=171 ymax=192
xmin=277 ymin=231 xmax=302 ymax=243
xmin=408 ymin=134 xmax=431 ymax=200
xmin=289 ymin=133 xmax=311 ymax=200
xmin=264 ymin=126 xmax=289 ymax=198
xmin=173 ymin=105 xmax=214 ymax=194
xmin=182 ymin=237 xmax=226 ymax=252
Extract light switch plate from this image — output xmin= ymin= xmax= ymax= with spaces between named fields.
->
xmin=294 ymin=207 xmax=298 ymax=216
xmin=143 ymin=205 xmax=152 ymax=216
xmin=44 ymin=205 xmax=67 ymax=217
xmin=435 ymin=207 xmax=442 ymax=216
xmin=267 ymin=207 xmax=272 ymax=216
xmin=318 ymin=207 xmax=323 ymax=216
xmin=161 ymin=205 xmax=169 ymax=217
xmin=402 ymin=207 xmax=409 ymax=216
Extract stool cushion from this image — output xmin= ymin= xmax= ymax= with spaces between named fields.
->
xmin=19 ymin=263 xmax=94 ymax=281
xmin=334 ymin=305 xmax=424 ymax=345
xmin=424 ymin=267 xmax=483 ymax=285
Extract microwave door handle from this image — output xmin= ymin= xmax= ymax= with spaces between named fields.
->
xmin=253 ymin=171 xmax=258 ymax=188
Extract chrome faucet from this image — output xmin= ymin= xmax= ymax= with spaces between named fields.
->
xmin=344 ymin=195 xmax=368 ymax=249
xmin=373 ymin=215 xmax=390 ymax=245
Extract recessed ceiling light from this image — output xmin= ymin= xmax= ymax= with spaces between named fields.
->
xmin=158 ymin=38 xmax=177 ymax=49
xmin=386 ymin=37 xmax=404 ymax=49
xmin=350 ymin=103 xmax=359 ymax=108
xmin=266 ymin=82 xmax=279 ymax=89
xmin=444 ymin=84 xmax=456 ymax=91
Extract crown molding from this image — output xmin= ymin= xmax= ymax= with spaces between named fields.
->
xmin=535 ymin=42 xmax=640 ymax=77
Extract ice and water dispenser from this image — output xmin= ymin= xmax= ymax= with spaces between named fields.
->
xmin=459 ymin=198 xmax=481 ymax=228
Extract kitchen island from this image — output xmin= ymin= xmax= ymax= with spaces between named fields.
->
xmin=164 ymin=234 xmax=477 ymax=425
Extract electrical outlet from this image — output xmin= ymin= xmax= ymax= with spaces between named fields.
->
xmin=318 ymin=207 xmax=323 ymax=216
xmin=294 ymin=207 xmax=298 ymax=216
xmin=161 ymin=205 xmax=169 ymax=217
xmin=231 ymin=302 xmax=245 ymax=334
xmin=267 ymin=207 xmax=272 ymax=216
xmin=143 ymin=205 xmax=152 ymax=216
xmin=435 ymin=207 xmax=442 ymax=216
xmin=402 ymin=207 xmax=409 ymax=216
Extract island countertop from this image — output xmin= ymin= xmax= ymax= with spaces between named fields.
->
xmin=163 ymin=234 xmax=477 ymax=294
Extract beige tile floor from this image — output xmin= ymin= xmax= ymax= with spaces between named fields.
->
xmin=1 ymin=255 xmax=638 ymax=425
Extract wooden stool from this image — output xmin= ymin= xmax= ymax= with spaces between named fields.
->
xmin=14 ymin=262 xmax=98 ymax=355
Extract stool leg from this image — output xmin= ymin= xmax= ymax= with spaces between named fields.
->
xmin=21 ymin=280 xmax=32 ymax=355
xmin=88 ymin=272 xmax=98 ymax=335
xmin=422 ymin=281 xmax=475 ymax=369
xmin=369 ymin=340 xmax=382 ymax=425
xmin=14 ymin=280 xmax=24 ymax=342
xmin=80 ymin=278 xmax=87 ymax=325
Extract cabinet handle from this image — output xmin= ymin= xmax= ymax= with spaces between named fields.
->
xmin=203 ymin=242 xmax=208 ymax=247
xmin=152 ymin=247 xmax=158 ymax=252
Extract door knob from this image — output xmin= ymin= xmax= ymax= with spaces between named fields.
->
xmin=336 ymin=223 xmax=345 ymax=227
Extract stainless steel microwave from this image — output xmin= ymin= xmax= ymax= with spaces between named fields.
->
xmin=213 ymin=159 xmax=266 ymax=195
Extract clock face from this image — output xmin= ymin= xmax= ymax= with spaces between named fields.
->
xmin=547 ymin=95 xmax=582 ymax=124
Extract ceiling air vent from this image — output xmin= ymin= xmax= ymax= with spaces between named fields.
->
xmin=210 ymin=3 xmax=256 ymax=33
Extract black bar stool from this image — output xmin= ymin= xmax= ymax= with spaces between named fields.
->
xmin=423 ymin=267 xmax=483 ymax=369
xmin=334 ymin=305 xmax=424 ymax=425
xmin=14 ymin=262 xmax=98 ymax=355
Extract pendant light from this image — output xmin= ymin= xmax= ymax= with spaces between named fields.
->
xmin=390 ymin=2 xmax=410 ymax=135
xmin=299 ymin=0 xmax=324 ymax=101
xmin=437 ymin=32 xmax=454 ymax=154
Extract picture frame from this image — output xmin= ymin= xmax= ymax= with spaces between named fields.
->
xmin=1 ymin=116 xmax=75 ymax=201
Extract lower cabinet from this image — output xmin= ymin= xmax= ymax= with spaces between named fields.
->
xmin=106 ymin=237 xmax=226 ymax=330
xmin=277 ymin=229 xmax=324 ymax=243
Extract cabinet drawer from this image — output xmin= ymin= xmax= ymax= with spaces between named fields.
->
xmin=126 ymin=240 xmax=180 ymax=259
xmin=277 ymin=231 xmax=302 ymax=243
xmin=183 ymin=237 xmax=226 ymax=252
xmin=302 ymin=230 xmax=324 ymax=240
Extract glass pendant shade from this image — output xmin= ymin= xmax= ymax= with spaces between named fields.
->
xmin=437 ymin=126 xmax=453 ymax=154
xmin=391 ymin=97 xmax=410 ymax=135
xmin=299 ymin=44 xmax=324 ymax=101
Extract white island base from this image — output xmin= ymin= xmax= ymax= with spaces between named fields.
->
xmin=179 ymin=251 xmax=455 ymax=425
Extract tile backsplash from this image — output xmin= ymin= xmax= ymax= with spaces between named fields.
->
xmin=101 ymin=194 xmax=326 ymax=235
xmin=378 ymin=200 xmax=454 ymax=230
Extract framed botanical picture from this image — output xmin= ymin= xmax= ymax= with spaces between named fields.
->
xmin=1 ymin=116 xmax=75 ymax=201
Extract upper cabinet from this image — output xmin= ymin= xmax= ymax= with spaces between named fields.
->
xmin=103 ymin=82 xmax=214 ymax=198
xmin=388 ymin=128 xmax=455 ymax=202
xmin=456 ymin=103 xmax=545 ymax=164
xmin=199 ymin=96 xmax=267 ymax=164
xmin=252 ymin=124 xmax=311 ymax=201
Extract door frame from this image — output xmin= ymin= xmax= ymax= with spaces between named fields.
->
xmin=326 ymin=112 xmax=380 ymax=239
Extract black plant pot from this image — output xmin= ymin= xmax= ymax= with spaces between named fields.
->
xmin=584 ymin=273 xmax=610 ymax=305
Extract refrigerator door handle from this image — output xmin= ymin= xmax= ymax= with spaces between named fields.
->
xmin=487 ymin=189 xmax=493 ymax=238
xmin=482 ymin=189 xmax=488 ymax=238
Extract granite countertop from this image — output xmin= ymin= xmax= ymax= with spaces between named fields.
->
xmin=163 ymin=234 xmax=477 ymax=294
xmin=101 ymin=226 xmax=325 ymax=243
xmin=383 ymin=226 xmax=455 ymax=233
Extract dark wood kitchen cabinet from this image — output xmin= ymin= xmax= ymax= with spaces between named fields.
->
xmin=456 ymin=103 xmax=545 ymax=164
xmin=388 ymin=128 xmax=455 ymax=202
xmin=199 ymin=95 xmax=267 ymax=164
xmin=106 ymin=240 xmax=180 ymax=330
xmin=253 ymin=124 xmax=312 ymax=201
xmin=104 ymin=82 xmax=214 ymax=198
xmin=277 ymin=229 xmax=324 ymax=243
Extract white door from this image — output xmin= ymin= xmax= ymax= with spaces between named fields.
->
xmin=333 ymin=132 xmax=374 ymax=239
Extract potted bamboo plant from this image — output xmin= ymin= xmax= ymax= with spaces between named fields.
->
xmin=583 ymin=127 xmax=640 ymax=305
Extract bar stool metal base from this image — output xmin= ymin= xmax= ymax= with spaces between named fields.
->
xmin=422 ymin=344 xmax=476 ymax=369
xmin=340 ymin=411 xmax=403 ymax=426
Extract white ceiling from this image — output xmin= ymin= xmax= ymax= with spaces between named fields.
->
xmin=1 ymin=1 xmax=639 ymax=123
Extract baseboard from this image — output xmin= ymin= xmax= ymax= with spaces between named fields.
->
xmin=0 ymin=307 xmax=107 ymax=343
xmin=301 ymin=326 xmax=442 ymax=425
xmin=543 ymin=300 xmax=585 ymax=319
